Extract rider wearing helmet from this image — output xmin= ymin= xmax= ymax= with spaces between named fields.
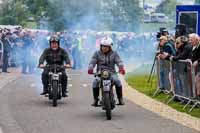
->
xmin=38 ymin=35 xmax=71 ymax=97
xmin=88 ymin=36 xmax=126 ymax=106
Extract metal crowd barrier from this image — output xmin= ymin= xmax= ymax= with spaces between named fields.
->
xmin=189 ymin=64 xmax=200 ymax=112
xmin=154 ymin=58 xmax=200 ymax=112
xmin=169 ymin=60 xmax=196 ymax=111
xmin=0 ymin=42 xmax=3 ymax=67
xmin=153 ymin=58 xmax=172 ymax=96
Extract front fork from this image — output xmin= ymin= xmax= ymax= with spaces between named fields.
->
xmin=101 ymin=87 xmax=115 ymax=110
xmin=48 ymin=73 xmax=62 ymax=99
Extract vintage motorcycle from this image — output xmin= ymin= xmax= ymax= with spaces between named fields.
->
xmin=95 ymin=69 xmax=116 ymax=120
xmin=42 ymin=64 xmax=68 ymax=107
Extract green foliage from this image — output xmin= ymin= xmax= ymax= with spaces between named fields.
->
xmin=99 ymin=0 xmax=142 ymax=31
xmin=156 ymin=0 xmax=178 ymax=19
xmin=0 ymin=0 xmax=30 ymax=26
xmin=0 ymin=0 xmax=142 ymax=31
xmin=195 ymin=0 xmax=200 ymax=4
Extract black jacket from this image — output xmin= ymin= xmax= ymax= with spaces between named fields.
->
xmin=39 ymin=47 xmax=70 ymax=65
xmin=2 ymin=38 xmax=11 ymax=54
xmin=191 ymin=44 xmax=200 ymax=63
xmin=172 ymin=43 xmax=192 ymax=61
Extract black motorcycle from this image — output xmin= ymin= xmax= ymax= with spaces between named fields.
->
xmin=95 ymin=69 xmax=116 ymax=120
xmin=43 ymin=64 xmax=67 ymax=107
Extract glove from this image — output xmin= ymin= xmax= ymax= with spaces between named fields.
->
xmin=88 ymin=69 xmax=93 ymax=74
xmin=119 ymin=67 xmax=125 ymax=75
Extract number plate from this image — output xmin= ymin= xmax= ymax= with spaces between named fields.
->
xmin=52 ymin=74 xmax=59 ymax=80
xmin=102 ymin=80 xmax=111 ymax=92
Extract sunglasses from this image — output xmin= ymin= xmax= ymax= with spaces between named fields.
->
xmin=176 ymin=42 xmax=181 ymax=45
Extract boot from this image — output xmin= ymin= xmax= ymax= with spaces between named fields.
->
xmin=91 ymin=87 xmax=99 ymax=107
xmin=118 ymin=98 xmax=125 ymax=105
xmin=91 ymin=99 xmax=99 ymax=107
xmin=62 ymin=75 xmax=68 ymax=97
xmin=62 ymin=91 xmax=67 ymax=97
xmin=62 ymin=87 xmax=68 ymax=97
xmin=116 ymin=86 xmax=125 ymax=105
xmin=40 ymin=86 xmax=48 ymax=95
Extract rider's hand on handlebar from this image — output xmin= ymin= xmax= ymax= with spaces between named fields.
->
xmin=88 ymin=69 xmax=94 ymax=75
xmin=119 ymin=67 xmax=125 ymax=75
xmin=64 ymin=64 xmax=71 ymax=68
xmin=39 ymin=64 xmax=45 ymax=68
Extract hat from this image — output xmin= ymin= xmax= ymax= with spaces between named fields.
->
xmin=162 ymin=29 xmax=168 ymax=32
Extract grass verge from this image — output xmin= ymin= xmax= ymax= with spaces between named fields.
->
xmin=125 ymin=64 xmax=200 ymax=118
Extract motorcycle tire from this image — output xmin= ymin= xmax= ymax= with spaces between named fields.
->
xmin=104 ymin=92 xmax=112 ymax=120
xmin=52 ymin=81 xmax=58 ymax=107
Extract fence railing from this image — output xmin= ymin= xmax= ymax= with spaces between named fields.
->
xmin=154 ymin=58 xmax=200 ymax=112
xmin=0 ymin=42 xmax=3 ymax=67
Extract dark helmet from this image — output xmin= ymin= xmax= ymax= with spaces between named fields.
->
xmin=49 ymin=35 xmax=60 ymax=46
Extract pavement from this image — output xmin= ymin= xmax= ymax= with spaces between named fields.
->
xmin=0 ymin=68 xmax=22 ymax=133
xmin=0 ymin=68 xmax=199 ymax=133
xmin=0 ymin=68 xmax=21 ymax=91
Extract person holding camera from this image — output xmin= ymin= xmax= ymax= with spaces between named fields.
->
xmin=157 ymin=36 xmax=176 ymax=60
xmin=156 ymin=36 xmax=176 ymax=91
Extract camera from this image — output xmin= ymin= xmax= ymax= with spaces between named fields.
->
xmin=175 ymin=24 xmax=187 ymax=38
xmin=156 ymin=27 xmax=168 ymax=41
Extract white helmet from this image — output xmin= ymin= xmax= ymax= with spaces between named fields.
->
xmin=100 ymin=36 xmax=113 ymax=47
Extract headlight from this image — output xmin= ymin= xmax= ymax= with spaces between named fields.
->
xmin=102 ymin=70 xmax=109 ymax=78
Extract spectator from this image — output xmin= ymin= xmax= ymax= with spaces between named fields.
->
xmin=170 ymin=36 xmax=192 ymax=99
xmin=157 ymin=36 xmax=176 ymax=60
xmin=0 ymin=32 xmax=3 ymax=72
xmin=170 ymin=36 xmax=192 ymax=61
xmin=189 ymin=33 xmax=200 ymax=63
xmin=157 ymin=36 xmax=176 ymax=91
xmin=189 ymin=33 xmax=200 ymax=99
xmin=2 ymin=32 xmax=12 ymax=73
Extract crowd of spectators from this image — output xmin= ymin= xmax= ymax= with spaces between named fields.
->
xmin=157 ymin=31 xmax=200 ymax=100
xmin=0 ymin=26 xmax=156 ymax=74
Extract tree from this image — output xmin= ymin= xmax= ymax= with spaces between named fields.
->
xmin=0 ymin=0 xmax=142 ymax=32
xmin=96 ymin=0 xmax=142 ymax=31
xmin=156 ymin=0 xmax=177 ymax=17
xmin=0 ymin=0 xmax=29 ymax=26
xmin=195 ymin=0 xmax=200 ymax=4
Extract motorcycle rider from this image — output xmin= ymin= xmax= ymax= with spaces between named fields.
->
xmin=38 ymin=35 xmax=71 ymax=97
xmin=88 ymin=36 xmax=126 ymax=106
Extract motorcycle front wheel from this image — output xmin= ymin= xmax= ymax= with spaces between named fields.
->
xmin=52 ymin=80 xmax=58 ymax=107
xmin=104 ymin=92 xmax=112 ymax=120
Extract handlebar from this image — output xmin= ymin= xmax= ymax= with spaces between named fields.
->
xmin=93 ymin=70 xmax=119 ymax=77
xmin=39 ymin=64 xmax=72 ymax=69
